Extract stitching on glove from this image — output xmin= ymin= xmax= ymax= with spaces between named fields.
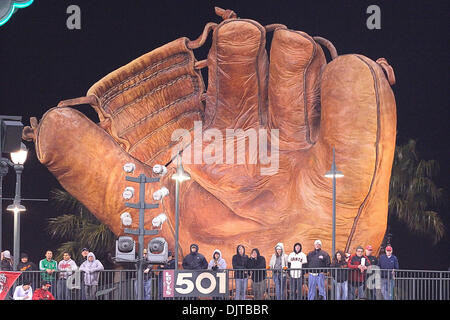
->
xmin=112 ymin=74 xmax=192 ymax=116
xmin=129 ymin=110 xmax=202 ymax=154
xmin=119 ymin=91 xmax=199 ymax=137
xmin=143 ymin=126 xmax=195 ymax=166
xmin=101 ymin=53 xmax=190 ymax=108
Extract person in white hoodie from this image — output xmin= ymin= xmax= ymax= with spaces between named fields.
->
xmin=208 ymin=249 xmax=227 ymax=271
xmin=57 ymin=252 xmax=78 ymax=300
xmin=79 ymin=252 xmax=104 ymax=300
xmin=288 ymin=242 xmax=307 ymax=300
xmin=13 ymin=279 xmax=33 ymax=300
xmin=269 ymin=243 xmax=288 ymax=300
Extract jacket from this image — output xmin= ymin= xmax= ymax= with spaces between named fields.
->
xmin=17 ymin=260 xmax=38 ymax=283
xmin=330 ymin=259 xmax=348 ymax=283
xmin=208 ymin=249 xmax=227 ymax=271
xmin=182 ymin=244 xmax=208 ymax=270
xmin=13 ymin=285 xmax=33 ymax=300
xmin=269 ymin=243 xmax=289 ymax=273
xmin=32 ymin=288 xmax=55 ymax=300
xmin=378 ymin=254 xmax=399 ymax=278
xmin=232 ymin=245 xmax=249 ymax=279
xmin=348 ymin=254 xmax=371 ymax=283
xmin=58 ymin=259 xmax=78 ymax=279
xmin=39 ymin=258 xmax=58 ymax=281
xmin=247 ymin=249 xmax=266 ymax=282
xmin=306 ymin=248 xmax=331 ymax=270
xmin=17 ymin=260 xmax=38 ymax=272
xmin=0 ymin=258 xmax=13 ymax=271
xmin=79 ymin=252 xmax=104 ymax=285
xmin=366 ymin=255 xmax=378 ymax=266
xmin=287 ymin=243 xmax=307 ymax=278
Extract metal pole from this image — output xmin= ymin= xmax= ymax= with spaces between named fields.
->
xmin=332 ymin=148 xmax=336 ymax=258
xmin=13 ymin=164 xmax=23 ymax=270
xmin=175 ymin=179 xmax=180 ymax=270
xmin=0 ymin=160 xmax=9 ymax=254
xmin=0 ymin=172 xmax=3 ymax=254
xmin=136 ymin=174 xmax=146 ymax=300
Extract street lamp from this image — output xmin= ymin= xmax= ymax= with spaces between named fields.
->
xmin=7 ymin=142 xmax=28 ymax=270
xmin=171 ymin=152 xmax=190 ymax=270
xmin=324 ymin=147 xmax=343 ymax=257
xmin=0 ymin=115 xmax=24 ymax=254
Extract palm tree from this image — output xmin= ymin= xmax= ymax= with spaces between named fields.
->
xmin=385 ymin=139 xmax=446 ymax=247
xmin=47 ymin=189 xmax=116 ymax=263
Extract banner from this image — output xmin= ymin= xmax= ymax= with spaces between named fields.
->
xmin=163 ymin=270 xmax=228 ymax=298
xmin=0 ymin=271 xmax=21 ymax=300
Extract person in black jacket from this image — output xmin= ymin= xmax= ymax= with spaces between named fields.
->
xmin=330 ymin=250 xmax=348 ymax=300
xmin=182 ymin=244 xmax=208 ymax=270
xmin=306 ymin=240 xmax=331 ymax=300
xmin=16 ymin=253 xmax=39 ymax=293
xmin=1 ymin=250 xmax=13 ymax=271
xmin=247 ymin=248 xmax=266 ymax=300
xmin=365 ymin=245 xmax=378 ymax=300
xmin=232 ymin=244 xmax=249 ymax=300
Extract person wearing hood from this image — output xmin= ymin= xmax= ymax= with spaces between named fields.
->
xmin=306 ymin=240 xmax=331 ymax=300
xmin=269 ymin=242 xmax=289 ymax=300
xmin=182 ymin=244 xmax=208 ymax=270
xmin=17 ymin=253 xmax=38 ymax=290
xmin=1 ymin=250 xmax=13 ymax=271
xmin=79 ymin=252 xmax=104 ymax=300
xmin=57 ymin=252 xmax=78 ymax=300
xmin=247 ymin=248 xmax=267 ymax=300
xmin=288 ymin=242 xmax=307 ymax=300
xmin=208 ymin=249 xmax=227 ymax=271
xmin=232 ymin=244 xmax=249 ymax=300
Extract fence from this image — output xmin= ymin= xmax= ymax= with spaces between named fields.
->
xmin=6 ymin=268 xmax=450 ymax=300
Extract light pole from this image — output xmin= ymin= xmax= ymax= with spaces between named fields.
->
xmin=6 ymin=142 xmax=28 ymax=270
xmin=0 ymin=115 xmax=24 ymax=254
xmin=171 ymin=152 xmax=190 ymax=270
xmin=122 ymin=173 xmax=160 ymax=300
xmin=324 ymin=147 xmax=344 ymax=257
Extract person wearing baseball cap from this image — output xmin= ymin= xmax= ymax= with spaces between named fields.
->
xmin=378 ymin=245 xmax=399 ymax=300
xmin=306 ymin=239 xmax=331 ymax=300
xmin=32 ymin=281 xmax=55 ymax=300
xmin=364 ymin=245 xmax=378 ymax=299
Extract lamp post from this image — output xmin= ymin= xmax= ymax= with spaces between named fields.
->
xmin=0 ymin=115 xmax=24 ymax=254
xmin=6 ymin=143 xmax=27 ymax=270
xmin=171 ymin=152 xmax=190 ymax=270
xmin=324 ymin=147 xmax=344 ymax=257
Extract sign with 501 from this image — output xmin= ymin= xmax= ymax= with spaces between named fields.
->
xmin=163 ymin=270 xmax=228 ymax=297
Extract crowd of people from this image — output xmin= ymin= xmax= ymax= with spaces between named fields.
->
xmin=180 ymin=239 xmax=400 ymax=300
xmin=0 ymin=239 xmax=400 ymax=300
xmin=1 ymin=248 xmax=104 ymax=300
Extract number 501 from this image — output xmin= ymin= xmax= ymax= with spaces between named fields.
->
xmin=163 ymin=270 xmax=228 ymax=297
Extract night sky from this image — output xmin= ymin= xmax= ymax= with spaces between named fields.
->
xmin=0 ymin=1 xmax=448 ymax=270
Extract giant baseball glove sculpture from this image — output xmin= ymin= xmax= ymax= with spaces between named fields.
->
xmin=23 ymin=8 xmax=396 ymax=263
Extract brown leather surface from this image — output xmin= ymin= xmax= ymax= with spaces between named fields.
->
xmin=25 ymin=8 xmax=396 ymax=266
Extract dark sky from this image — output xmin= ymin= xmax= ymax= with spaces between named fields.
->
xmin=0 ymin=1 xmax=449 ymax=270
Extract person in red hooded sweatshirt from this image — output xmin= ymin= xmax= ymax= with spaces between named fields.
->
xmin=32 ymin=281 xmax=55 ymax=300
xmin=347 ymin=246 xmax=371 ymax=300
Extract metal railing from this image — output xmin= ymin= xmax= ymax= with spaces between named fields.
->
xmin=6 ymin=268 xmax=450 ymax=300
